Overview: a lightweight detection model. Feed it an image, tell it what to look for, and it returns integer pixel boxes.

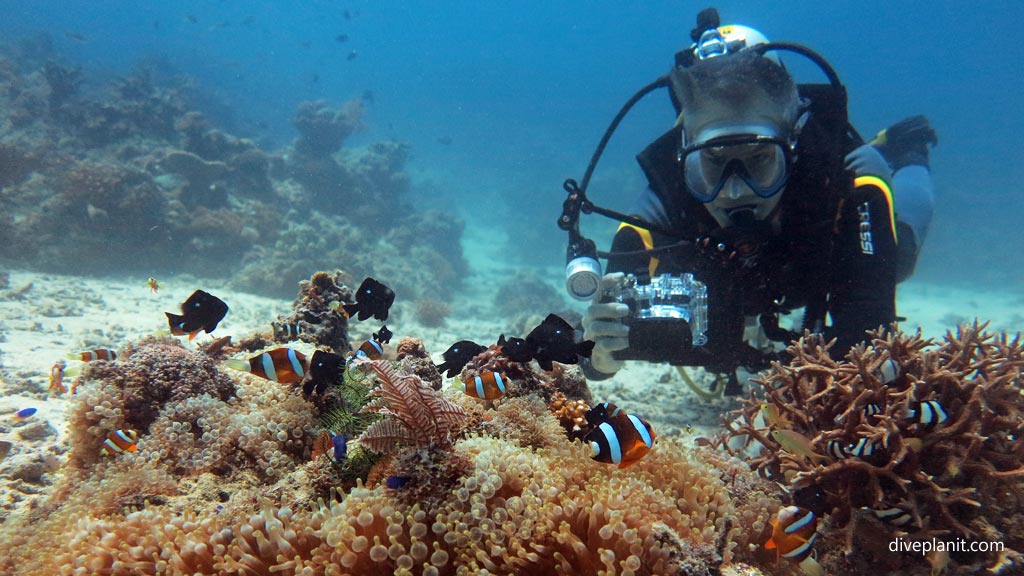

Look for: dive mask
[681,133,793,203]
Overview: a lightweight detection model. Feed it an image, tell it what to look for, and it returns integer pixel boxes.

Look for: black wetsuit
[600,124,897,375]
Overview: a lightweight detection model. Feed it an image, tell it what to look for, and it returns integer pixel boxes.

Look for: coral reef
[0,41,464,301]
[723,323,1024,574]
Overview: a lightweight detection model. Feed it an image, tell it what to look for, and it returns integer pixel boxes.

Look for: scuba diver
[560,8,937,393]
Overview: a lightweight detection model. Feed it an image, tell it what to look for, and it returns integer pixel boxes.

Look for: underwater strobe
[560,179,603,301]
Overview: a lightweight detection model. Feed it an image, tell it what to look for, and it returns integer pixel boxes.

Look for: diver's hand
[582,273,630,375]
[871,115,937,169]
[844,144,892,181]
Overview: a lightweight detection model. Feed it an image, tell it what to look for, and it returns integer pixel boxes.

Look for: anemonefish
[68,349,117,362]
[454,371,509,400]
[585,412,656,469]
[101,429,139,456]
[350,339,384,361]
[764,506,826,575]
[146,277,160,293]
[225,348,308,384]
[273,322,303,342]
[906,400,948,429]
[49,361,68,395]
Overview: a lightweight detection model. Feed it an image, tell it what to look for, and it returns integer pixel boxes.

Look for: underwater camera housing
[606,274,709,364]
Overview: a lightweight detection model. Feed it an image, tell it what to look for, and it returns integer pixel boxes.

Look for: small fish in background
[312,430,348,462]
[497,335,532,363]
[339,278,394,321]
[186,14,199,24]
[526,314,594,370]
[225,348,308,385]
[146,277,160,293]
[770,429,830,465]
[14,408,37,421]
[906,400,948,430]
[454,371,509,400]
[101,429,139,456]
[49,361,68,395]
[385,475,410,489]
[68,349,117,362]
[436,135,453,146]
[372,325,393,345]
[306,350,345,395]
[763,506,825,576]
[273,321,303,342]
[435,340,485,378]
[759,403,792,428]
[0,440,11,463]
[335,33,349,43]
[64,31,88,42]
[346,50,359,61]
[166,290,229,340]
[584,404,656,469]
[499,314,595,371]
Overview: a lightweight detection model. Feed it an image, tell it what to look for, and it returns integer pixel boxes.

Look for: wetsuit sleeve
[829,176,898,352]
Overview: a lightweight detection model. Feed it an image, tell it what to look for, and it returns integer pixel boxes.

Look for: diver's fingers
[583,302,630,326]
[585,319,630,341]
[594,336,630,353]
[598,272,626,291]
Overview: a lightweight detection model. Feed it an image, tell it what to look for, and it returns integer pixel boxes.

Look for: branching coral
[723,322,1024,572]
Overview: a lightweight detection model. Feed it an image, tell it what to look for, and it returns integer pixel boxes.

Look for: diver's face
[706,175,783,227]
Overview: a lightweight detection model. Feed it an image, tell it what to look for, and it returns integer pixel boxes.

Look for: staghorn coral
[723,322,1024,574]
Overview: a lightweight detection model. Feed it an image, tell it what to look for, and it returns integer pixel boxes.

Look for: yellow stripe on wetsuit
[853,175,897,241]
[616,223,658,277]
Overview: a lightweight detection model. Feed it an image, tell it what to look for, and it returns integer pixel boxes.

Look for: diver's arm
[890,165,934,282]
[829,177,898,353]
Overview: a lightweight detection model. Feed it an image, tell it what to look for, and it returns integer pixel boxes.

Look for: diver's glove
[844,143,892,181]
[871,115,938,170]
[582,273,631,376]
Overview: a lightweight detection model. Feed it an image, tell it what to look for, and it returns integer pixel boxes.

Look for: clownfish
[68,349,117,362]
[349,339,384,361]
[225,348,308,384]
[584,409,656,469]
[454,371,509,400]
[101,429,139,456]
[764,506,825,576]
[272,321,303,342]
[146,277,159,293]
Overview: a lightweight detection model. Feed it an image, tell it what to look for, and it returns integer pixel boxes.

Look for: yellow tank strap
[853,175,897,241]
[616,222,659,277]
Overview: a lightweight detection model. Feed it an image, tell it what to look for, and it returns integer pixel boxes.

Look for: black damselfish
[166,290,228,340]
[499,314,595,371]
[306,350,346,395]
[435,340,486,378]
[343,278,395,321]
[373,324,393,344]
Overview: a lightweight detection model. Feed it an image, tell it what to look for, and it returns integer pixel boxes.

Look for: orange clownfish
[226,348,308,385]
[101,429,140,456]
[455,371,509,400]
[765,505,826,575]
[585,410,656,469]
[69,349,118,362]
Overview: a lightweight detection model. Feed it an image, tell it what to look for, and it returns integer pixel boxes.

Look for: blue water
[2,0,1022,288]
